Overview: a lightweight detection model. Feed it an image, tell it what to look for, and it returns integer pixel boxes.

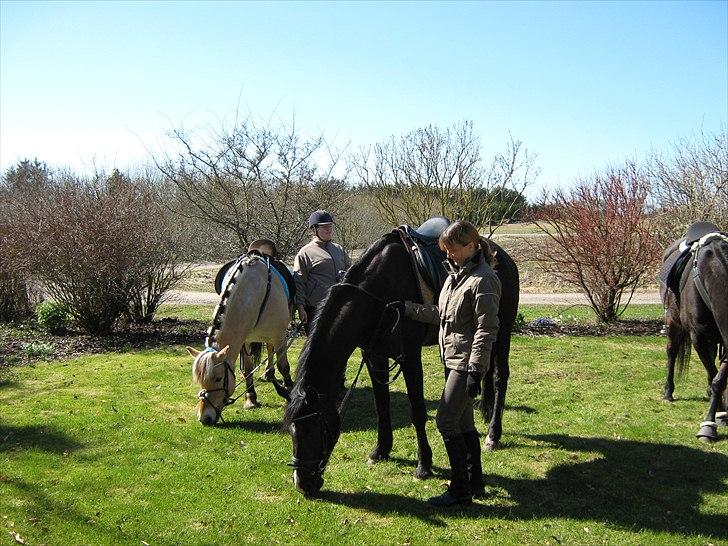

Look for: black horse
[659,221,728,441]
[282,228,519,496]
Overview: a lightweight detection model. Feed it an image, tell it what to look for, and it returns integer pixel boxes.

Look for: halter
[288,393,338,478]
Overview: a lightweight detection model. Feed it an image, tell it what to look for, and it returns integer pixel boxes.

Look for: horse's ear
[217,345,230,360]
[187,347,200,358]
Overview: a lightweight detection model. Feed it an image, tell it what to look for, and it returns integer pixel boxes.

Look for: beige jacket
[293,239,352,308]
[405,252,501,374]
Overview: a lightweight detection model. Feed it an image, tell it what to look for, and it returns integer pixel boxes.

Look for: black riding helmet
[308,210,334,228]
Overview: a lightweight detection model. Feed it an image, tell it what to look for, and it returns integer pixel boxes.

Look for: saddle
[396,216,451,301]
[214,253,297,304]
[662,221,722,304]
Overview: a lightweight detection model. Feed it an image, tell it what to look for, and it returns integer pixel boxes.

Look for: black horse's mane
[282,232,400,427]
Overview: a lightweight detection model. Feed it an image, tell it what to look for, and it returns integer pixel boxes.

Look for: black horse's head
[284,386,341,497]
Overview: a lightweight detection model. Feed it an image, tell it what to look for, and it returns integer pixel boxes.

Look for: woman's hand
[466,371,481,398]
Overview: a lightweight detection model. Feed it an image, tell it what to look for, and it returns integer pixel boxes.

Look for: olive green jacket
[405,253,501,374]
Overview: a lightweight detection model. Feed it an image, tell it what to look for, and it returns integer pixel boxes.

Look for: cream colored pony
[187,253,293,425]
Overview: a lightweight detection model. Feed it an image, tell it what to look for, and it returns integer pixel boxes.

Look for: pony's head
[187,345,235,425]
[283,385,341,497]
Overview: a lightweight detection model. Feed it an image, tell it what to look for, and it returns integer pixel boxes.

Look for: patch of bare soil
[516,318,664,337]
[1,317,664,369]
[0,318,207,369]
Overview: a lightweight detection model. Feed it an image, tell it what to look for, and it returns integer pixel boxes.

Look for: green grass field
[2,327,726,545]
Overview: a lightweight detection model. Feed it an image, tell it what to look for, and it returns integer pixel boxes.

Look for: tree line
[1,118,725,332]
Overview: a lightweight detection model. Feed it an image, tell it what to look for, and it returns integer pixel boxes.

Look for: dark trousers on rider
[430,368,485,506]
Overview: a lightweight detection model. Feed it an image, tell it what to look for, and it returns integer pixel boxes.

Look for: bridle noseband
[288,394,337,478]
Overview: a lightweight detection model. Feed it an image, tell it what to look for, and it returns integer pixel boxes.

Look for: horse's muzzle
[293,469,323,497]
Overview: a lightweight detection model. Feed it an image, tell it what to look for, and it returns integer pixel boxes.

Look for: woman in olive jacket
[397,220,501,507]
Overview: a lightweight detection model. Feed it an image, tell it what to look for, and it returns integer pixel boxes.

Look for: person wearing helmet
[293,210,352,334]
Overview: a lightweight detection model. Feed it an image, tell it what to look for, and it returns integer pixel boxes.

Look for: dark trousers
[436,368,476,437]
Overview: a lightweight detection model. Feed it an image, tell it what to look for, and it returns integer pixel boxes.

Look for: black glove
[386,300,406,315]
[466,370,481,399]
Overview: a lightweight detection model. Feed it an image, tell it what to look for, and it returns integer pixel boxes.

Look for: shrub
[36,301,70,333]
[22,341,55,359]
[533,162,662,322]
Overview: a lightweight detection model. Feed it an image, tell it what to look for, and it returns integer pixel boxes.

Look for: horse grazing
[282,226,519,496]
[187,252,293,425]
[659,221,728,441]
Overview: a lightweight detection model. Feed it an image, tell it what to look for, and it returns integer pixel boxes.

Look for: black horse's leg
[401,353,433,479]
[691,333,718,398]
[366,354,393,464]
[663,325,681,401]
[484,350,510,451]
[697,359,728,442]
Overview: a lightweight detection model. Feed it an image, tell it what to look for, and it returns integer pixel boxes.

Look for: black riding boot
[427,434,472,507]
[463,430,486,499]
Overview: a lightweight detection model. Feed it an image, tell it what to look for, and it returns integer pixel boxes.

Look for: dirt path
[167,290,662,305]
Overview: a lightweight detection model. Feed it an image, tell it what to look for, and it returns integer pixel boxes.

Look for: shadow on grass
[505,404,537,414]
[0,378,18,390]
[0,424,83,454]
[339,386,439,433]
[217,419,282,434]
[6,476,128,542]
[319,490,488,527]
[320,434,728,540]
[485,434,728,540]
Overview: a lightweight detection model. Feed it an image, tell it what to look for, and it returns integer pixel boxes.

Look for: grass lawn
[2,327,726,545]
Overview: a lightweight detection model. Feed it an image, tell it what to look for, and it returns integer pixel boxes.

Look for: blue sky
[1,1,726,196]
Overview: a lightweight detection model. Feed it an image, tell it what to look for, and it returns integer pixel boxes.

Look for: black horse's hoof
[414,464,433,480]
[663,395,674,402]
[697,421,718,442]
[367,453,390,466]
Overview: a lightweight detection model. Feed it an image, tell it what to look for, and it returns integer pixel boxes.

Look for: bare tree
[0,159,51,321]
[156,116,351,260]
[532,162,662,322]
[355,121,537,233]
[646,128,728,243]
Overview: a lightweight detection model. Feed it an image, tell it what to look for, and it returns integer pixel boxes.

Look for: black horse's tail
[674,329,692,377]
[480,365,495,423]
[249,342,263,366]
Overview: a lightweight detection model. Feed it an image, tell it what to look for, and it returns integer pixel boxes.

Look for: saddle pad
[213,256,295,304]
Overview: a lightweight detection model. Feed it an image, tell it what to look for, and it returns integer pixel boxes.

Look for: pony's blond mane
[205,254,265,348]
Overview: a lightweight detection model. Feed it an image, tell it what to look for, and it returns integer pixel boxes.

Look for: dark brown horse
[659,222,728,442]
[281,229,519,496]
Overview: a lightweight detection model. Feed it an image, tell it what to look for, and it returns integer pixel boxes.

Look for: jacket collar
[443,249,483,276]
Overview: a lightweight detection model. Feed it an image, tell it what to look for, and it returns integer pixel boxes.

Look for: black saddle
[397,216,451,295]
[213,253,296,303]
[662,221,722,303]
[685,221,720,245]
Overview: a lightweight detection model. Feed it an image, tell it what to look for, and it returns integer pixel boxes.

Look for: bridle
[197,349,237,424]
[288,392,338,479]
